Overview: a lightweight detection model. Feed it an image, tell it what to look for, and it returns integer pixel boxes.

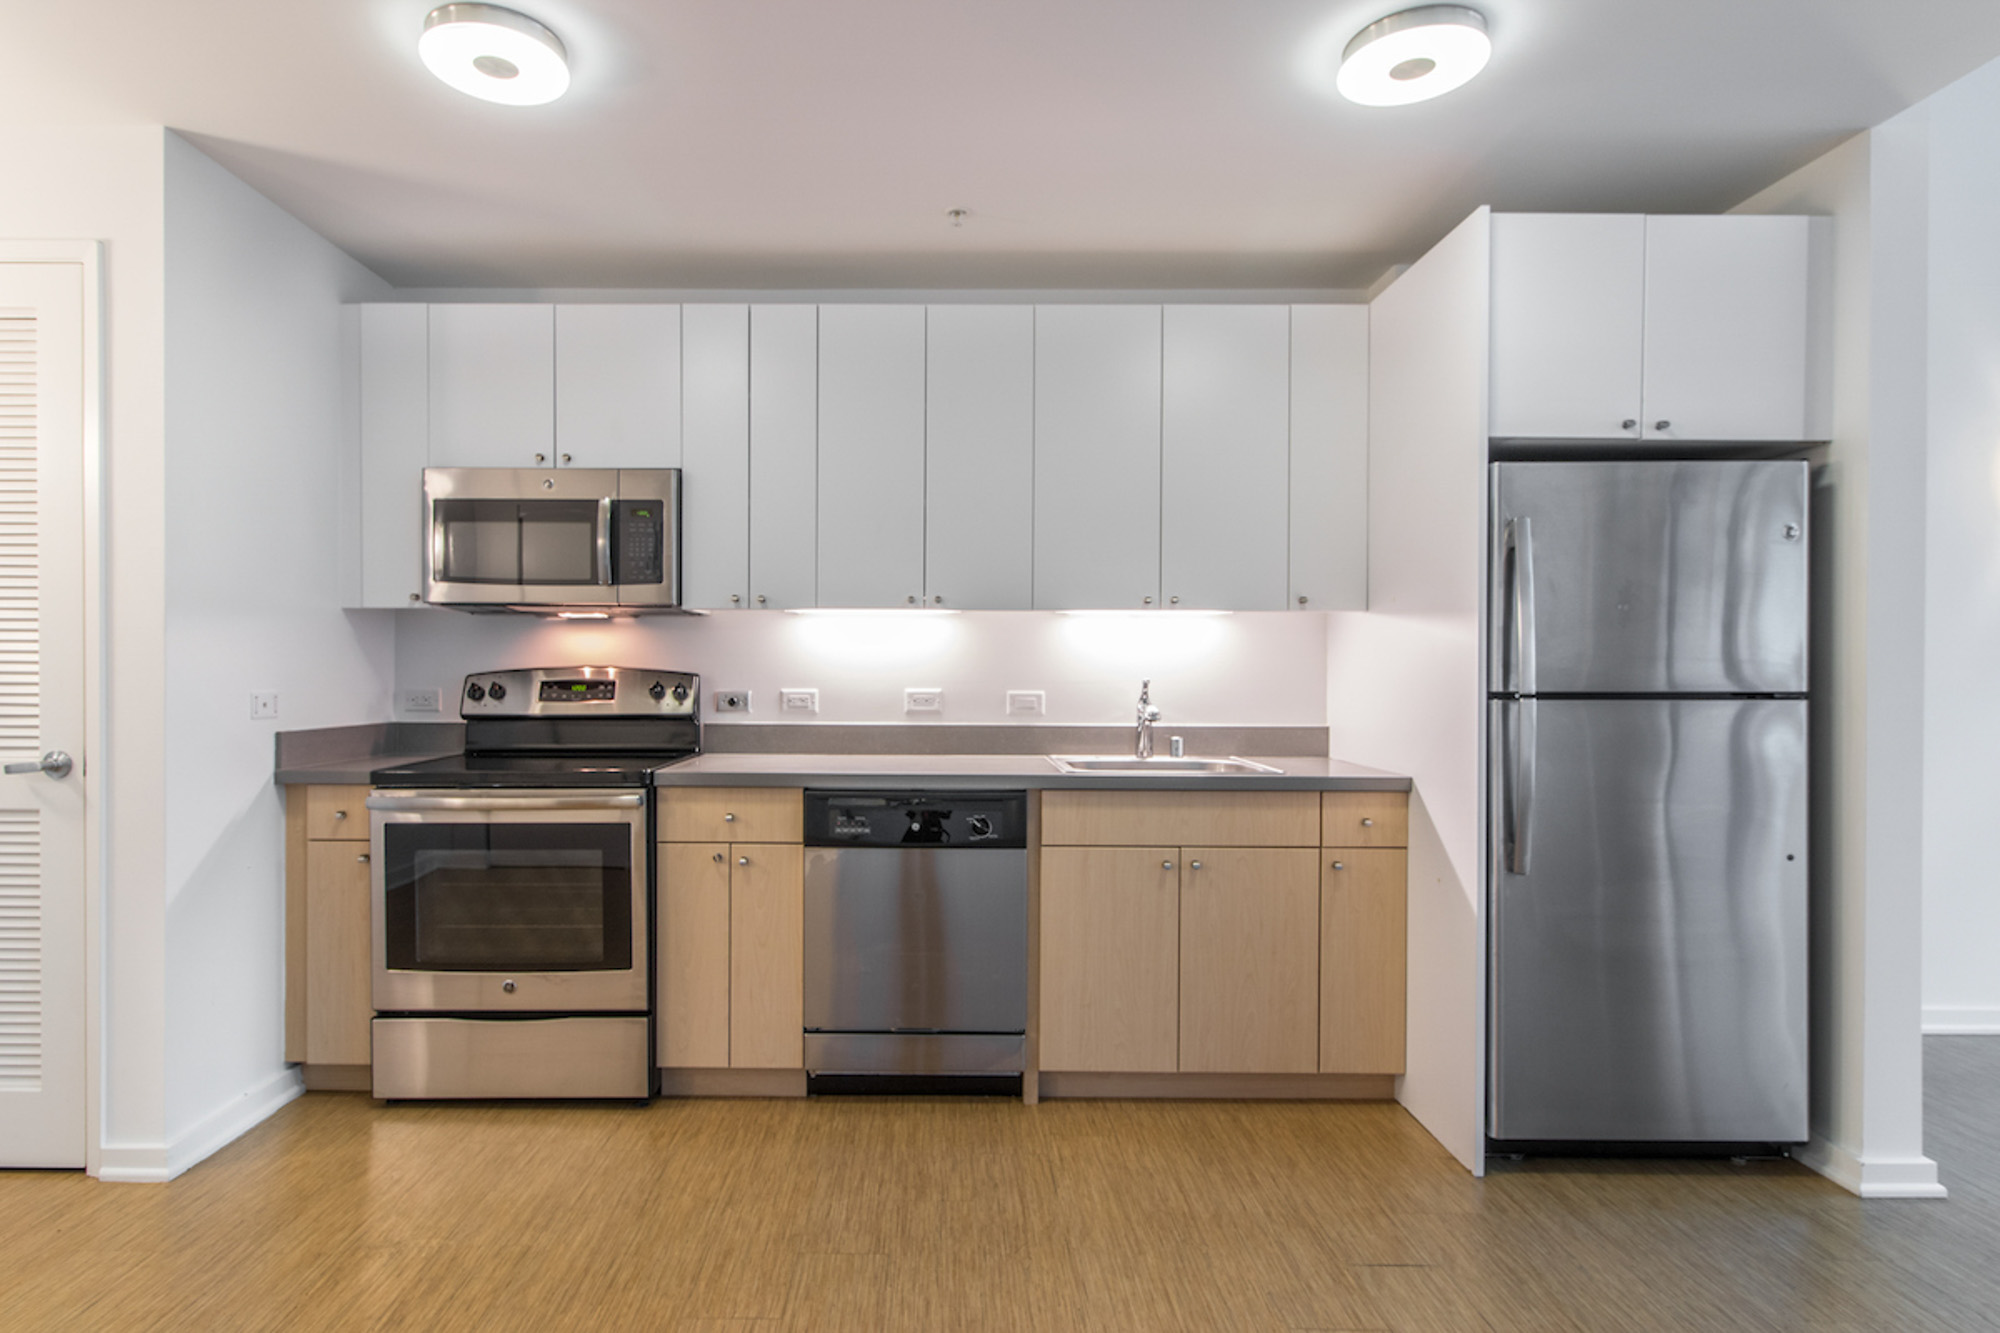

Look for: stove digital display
[539,680,616,702]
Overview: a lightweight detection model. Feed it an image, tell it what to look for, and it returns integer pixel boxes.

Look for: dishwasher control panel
[805,790,1028,849]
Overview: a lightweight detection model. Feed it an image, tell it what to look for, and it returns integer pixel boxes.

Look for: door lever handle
[5,751,72,779]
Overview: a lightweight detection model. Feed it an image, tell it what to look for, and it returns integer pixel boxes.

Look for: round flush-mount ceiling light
[419,3,570,106]
[1337,5,1490,107]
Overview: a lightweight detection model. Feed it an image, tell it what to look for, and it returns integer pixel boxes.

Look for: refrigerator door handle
[1512,516,1537,697]
[1507,698,1536,875]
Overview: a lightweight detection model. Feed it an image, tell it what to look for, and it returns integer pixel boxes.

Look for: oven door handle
[367,791,646,812]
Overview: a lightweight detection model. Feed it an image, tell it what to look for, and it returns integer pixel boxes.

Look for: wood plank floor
[2,1040,1995,1331]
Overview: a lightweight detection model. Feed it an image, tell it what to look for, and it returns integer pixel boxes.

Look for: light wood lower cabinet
[1178,847,1320,1074]
[657,787,805,1072]
[1039,847,1180,1073]
[1038,788,1409,1082]
[285,785,375,1079]
[1320,848,1408,1075]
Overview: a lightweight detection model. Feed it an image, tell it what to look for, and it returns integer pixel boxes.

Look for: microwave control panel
[614,501,664,585]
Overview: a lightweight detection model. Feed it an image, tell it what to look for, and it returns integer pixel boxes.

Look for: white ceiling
[5,0,1998,290]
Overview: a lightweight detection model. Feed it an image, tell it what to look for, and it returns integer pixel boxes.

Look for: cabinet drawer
[660,787,802,844]
[305,785,373,841]
[1040,790,1318,848]
[1322,791,1408,848]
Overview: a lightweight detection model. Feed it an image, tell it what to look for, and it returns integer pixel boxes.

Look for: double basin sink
[1046,755,1283,776]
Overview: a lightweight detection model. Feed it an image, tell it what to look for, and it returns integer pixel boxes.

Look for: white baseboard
[1923,1006,2000,1035]
[165,1066,305,1179]
[1796,1134,1948,1198]
[94,1143,171,1183]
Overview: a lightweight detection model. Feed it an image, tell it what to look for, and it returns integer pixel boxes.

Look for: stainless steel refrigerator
[1487,460,1810,1147]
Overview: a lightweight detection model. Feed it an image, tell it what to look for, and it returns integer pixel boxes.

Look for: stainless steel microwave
[424,467,682,612]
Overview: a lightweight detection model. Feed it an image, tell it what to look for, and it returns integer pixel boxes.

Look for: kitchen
[3,2,2000,1327]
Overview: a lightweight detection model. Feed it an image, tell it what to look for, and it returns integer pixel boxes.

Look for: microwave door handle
[597,497,614,586]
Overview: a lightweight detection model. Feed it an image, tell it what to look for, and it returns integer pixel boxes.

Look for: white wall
[0,126,169,1179]
[394,610,1329,729]
[1918,59,2000,1035]
[1327,207,1490,1174]
[1735,125,1943,1196]
[161,134,394,1172]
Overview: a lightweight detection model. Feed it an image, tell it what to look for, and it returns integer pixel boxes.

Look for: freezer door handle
[1503,516,1538,696]
[1503,698,1536,875]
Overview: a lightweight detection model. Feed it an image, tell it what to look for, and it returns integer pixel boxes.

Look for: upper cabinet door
[357,304,430,609]
[428,304,555,467]
[926,306,1034,610]
[681,304,750,610]
[1034,306,1163,610]
[555,305,681,468]
[1488,214,1646,441]
[1289,305,1368,611]
[1641,215,1811,442]
[817,305,926,608]
[1161,306,1290,610]
[749,305,818,610]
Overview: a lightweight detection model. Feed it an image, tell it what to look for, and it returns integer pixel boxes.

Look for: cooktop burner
[372,666,700,789]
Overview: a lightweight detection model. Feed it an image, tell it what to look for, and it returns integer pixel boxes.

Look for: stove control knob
[488,682,507,702]
[466,683,486,702]
[649,681,667,702]
[671,683,690,703]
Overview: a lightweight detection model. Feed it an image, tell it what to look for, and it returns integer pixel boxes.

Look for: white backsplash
[393,610,1329,727]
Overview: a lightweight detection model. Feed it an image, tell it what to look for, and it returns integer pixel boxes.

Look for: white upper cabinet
[1641,215,1811,443]
[1289,304,1369,611]
[1034,306,1163,610]
[427,304,555,466]
[357,304,430,609]
[817,305,926,608]
[681,304,750,610]
[1489,213,1816,444]
[554,304,682,468]
[1161,306,1291,611]
[1489,214,1646,442]
[926,306,1034,610]
[748,305,818,609]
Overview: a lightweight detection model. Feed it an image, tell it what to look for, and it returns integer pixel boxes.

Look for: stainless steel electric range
[367,665,699,1100]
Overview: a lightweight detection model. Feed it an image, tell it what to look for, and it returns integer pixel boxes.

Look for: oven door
[369,789,649,1014]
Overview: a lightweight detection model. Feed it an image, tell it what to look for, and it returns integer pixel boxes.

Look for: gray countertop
[648,752,1410,791]
[276,751,462,786]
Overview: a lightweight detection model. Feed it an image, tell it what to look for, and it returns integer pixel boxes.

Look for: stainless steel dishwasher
[803,790,1028,1082]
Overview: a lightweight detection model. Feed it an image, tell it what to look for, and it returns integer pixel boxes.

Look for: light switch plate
[780,688,819,713]
[714,689,750,713]
[904,688,943,713]
[400,687,442,714]
[250,692,278,720]
[1006,690,1046,716]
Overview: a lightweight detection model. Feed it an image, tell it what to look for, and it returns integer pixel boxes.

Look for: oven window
[382,822,633,972]
[435,499,601,586]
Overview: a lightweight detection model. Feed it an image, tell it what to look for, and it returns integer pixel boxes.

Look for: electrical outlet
[780,688,819,714]
[1006,690,1046,717]
[400,687,442,714]
[904,688,943,713]
[250,692,278,720]
[714,689,751,713]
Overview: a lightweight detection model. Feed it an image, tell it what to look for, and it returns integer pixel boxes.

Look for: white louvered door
[0,263,86,1169]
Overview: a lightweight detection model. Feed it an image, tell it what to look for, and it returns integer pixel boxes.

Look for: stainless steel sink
[1046,755,1283,776]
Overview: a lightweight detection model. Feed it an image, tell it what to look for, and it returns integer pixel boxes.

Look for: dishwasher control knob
[467,683,486,702]
[489,682,507,701]
[966,815,992,839]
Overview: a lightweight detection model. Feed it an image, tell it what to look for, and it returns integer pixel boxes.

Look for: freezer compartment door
[1489,698,1807,1143]
[1490,460,1808,695]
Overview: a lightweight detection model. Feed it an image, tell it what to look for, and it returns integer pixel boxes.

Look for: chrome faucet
[1135,679,1161,759]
